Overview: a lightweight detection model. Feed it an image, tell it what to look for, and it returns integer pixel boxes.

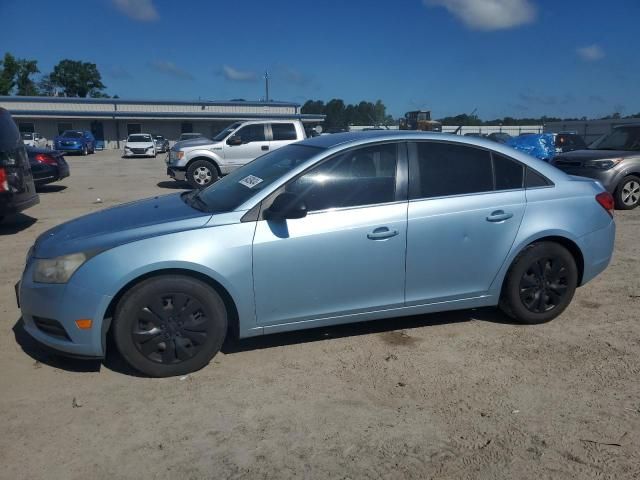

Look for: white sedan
[123,134,157,158]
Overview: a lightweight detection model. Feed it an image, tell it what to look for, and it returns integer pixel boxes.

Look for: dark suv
[551,125,640,209]
[0,108,39,222]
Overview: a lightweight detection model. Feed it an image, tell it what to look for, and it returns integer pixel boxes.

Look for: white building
[0,96,324,149]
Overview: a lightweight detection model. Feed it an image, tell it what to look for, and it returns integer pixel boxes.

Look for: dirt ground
[0,150,639,480]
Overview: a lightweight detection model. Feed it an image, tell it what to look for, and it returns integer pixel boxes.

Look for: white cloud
[424,0,537,31]
[149,61,193,80]
[577,44,604,61]
[112,0,159,22]
[222,65,258,82]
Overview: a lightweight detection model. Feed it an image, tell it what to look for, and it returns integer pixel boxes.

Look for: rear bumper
[578,219,616,286]
[0,192,39,215]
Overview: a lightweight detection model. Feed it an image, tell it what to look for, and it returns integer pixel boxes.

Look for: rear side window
[493,153,524,190]
[525,168,551,188]
[271,123,297,141]
[409,142,493,199]
[286,143,398,211]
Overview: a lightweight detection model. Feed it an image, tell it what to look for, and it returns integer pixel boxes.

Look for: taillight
[596,191,615,217]
[34,153,57,166]
[0,168,8,192]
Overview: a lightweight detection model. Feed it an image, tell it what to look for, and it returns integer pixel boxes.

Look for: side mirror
[227,135,242,146]
[264,192,307,220]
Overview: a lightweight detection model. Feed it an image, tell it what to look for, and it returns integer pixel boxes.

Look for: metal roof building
[0,96,324,149]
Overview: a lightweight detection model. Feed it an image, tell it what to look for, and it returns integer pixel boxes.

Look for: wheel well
[525,236,585,285]
[186,157,221,175]
[103,268,240,341]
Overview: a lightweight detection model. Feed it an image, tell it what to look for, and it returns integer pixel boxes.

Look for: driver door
[252,142,408,327]
[223,123,269,170]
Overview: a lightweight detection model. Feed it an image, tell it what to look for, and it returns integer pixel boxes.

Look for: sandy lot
[0,150,639,479]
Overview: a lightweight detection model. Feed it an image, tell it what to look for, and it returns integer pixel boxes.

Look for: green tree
[0,53,19,95]
[49,59,106,97]
[15,59,39,96]
[37,74,57,96]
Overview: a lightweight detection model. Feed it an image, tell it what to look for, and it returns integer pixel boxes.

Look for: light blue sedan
[17,132,616,377]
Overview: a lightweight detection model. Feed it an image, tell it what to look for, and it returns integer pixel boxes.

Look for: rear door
[223,123,268,169]
[405,141,526,305]
[268,122,299,153]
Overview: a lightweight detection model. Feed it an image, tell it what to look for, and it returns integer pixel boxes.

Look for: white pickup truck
[166,119,306,188]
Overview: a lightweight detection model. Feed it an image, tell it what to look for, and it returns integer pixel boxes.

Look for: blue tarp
[506,133,555,161]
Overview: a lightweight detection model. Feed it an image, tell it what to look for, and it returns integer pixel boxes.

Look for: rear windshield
[62,131,83,138]
[128,135,152,142]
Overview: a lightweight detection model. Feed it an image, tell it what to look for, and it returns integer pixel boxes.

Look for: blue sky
[1,0,638,119]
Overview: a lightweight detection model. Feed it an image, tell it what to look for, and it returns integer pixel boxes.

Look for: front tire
[82,145,88,156]
[112,275,228,377]
[187,160,219,189]
[499,242,578,324]
[615,175,640,210]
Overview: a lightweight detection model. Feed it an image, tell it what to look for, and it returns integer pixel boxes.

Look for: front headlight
[584,158,623,170]
[33,252,88,284]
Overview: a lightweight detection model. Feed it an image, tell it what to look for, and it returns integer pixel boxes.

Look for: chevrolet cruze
[17,132,616,377]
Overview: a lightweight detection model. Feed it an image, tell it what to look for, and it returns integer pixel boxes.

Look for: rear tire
[615,175,640,210]
[112,275,227,377]
[187,160,219,189]
[499,242,578,324]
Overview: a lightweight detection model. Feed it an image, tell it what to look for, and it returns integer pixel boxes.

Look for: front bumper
[55,144,83,152]
[17,263,112,358]
[167,166,186,181]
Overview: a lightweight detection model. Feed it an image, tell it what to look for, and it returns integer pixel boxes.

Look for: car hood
[126,142,155,148]
[33,193,212,258]
[553,149,638,161]
[174,137,216,150]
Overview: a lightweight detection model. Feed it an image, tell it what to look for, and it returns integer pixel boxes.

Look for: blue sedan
[17,132,615,376]
[53,130,95,155]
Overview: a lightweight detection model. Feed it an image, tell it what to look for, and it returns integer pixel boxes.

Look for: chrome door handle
[367,227,399,240]
[486,210,514,222]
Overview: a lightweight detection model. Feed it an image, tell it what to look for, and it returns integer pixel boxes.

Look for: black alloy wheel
[518,256,569,313]
[113,275,227,377]
[132,292,210,364]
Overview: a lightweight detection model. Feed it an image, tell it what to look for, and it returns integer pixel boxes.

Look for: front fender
[68,221,257,337]
[185,150,224,169]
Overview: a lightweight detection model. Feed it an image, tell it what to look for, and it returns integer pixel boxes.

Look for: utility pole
[264,70,270,102]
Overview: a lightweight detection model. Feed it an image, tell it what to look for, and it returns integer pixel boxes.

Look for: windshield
[189,144,322,213]
[62,131,83,138]
[212,122,242,142]
[590,127,640,151]
[154,135,164,140]
[21,133,33,140]
[128,134,152,142]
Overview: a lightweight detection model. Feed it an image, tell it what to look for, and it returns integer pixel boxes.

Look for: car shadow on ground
[36,184,67,193]
[221,307,518,355]
[157,180,189,190]
[12,308,520,377]
[0,213,37,235]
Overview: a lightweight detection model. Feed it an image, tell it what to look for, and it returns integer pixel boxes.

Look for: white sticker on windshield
[238,175,264,188]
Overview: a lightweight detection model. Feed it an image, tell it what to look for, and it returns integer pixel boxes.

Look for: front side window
[271,123,297,141]
[285,143,398,212]
[409,142,493,199]
[235,124,266,143]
